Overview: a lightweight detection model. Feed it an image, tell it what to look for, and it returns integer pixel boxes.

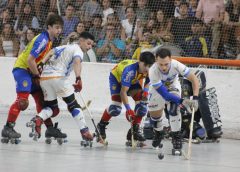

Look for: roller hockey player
[27,32,95,146]
[96,52,155,146]
[148,48,199,155]
[1,14,63,144]
[180,70,223,141]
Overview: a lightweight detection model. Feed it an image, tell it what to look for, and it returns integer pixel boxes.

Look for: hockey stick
[78,93,108,146]
[183,107,195,160]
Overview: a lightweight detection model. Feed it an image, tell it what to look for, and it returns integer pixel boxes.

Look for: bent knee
[108,104,122,117]
[18,98,29,111]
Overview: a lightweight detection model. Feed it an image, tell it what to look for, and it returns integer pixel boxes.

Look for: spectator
[196,0,225,58]
[96,24,126,63]
[81,0,102,22]
[89,14,104,42]
[18,27,41,55]
[188,0,198,17]
[116,0,133,21]
[0,23,19,57]
[170,2,194,45]
[135,0,150,23]
[101,0,114,26]
[62,3,79,38]
[102,13,122,38]
[14,2,40,39]
[0,8,14,31]
[182,18,209,57]
[174,0,181,17]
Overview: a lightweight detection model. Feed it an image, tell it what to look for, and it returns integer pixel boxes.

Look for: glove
[191,96,199,112]
[32,74,40,86]
[142,88,149,101]
[181,97,199,113]
[73,76,82,92]
[125,109,136,122]
[37,62,44,74]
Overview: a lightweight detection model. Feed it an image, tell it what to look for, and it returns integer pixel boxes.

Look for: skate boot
[96,121,109,142]
[1,122,21,144]
[126,124,146,147]
[45,123,67,145]
[204,127,222,143]
[80,127,94,147]
[152,130,165,148]
[171,131,182,156]
[26,116,43,141]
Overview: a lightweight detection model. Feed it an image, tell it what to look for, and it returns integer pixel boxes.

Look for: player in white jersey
[29,32,95,143]
[148,48,199,155]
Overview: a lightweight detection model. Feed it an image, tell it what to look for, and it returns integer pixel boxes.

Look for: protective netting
[0,0,239,63]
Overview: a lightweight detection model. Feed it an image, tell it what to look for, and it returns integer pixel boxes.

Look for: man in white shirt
[30,32,95,144]
[148,48,199,155]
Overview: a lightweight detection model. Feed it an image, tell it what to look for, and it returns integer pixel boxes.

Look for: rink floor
[0,108,240,172]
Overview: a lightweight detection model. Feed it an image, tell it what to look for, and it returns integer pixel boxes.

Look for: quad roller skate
[45,123,67,145]
[1,122,21,144]
[80,128,94,147]
[125,124,146,148]
[26,116,43,141]
[152,130,165,160]
[171,131,182,156]
[95,121,109,146]
[202,127,222,143]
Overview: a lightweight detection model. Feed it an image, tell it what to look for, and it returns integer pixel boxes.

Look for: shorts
[40,77,74,101]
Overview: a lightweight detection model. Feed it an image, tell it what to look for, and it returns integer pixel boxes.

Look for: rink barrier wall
[0,57,240,139]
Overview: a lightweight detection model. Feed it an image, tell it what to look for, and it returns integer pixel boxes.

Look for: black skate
[152,130,165,160]
[95,121,109,146]
[26,116,43,141]
[126,124,146,148]
[45,123,67,145]
[80,127,94,147]
[203,127,222,143]
[1,122,21,144]
[172,131,182,156]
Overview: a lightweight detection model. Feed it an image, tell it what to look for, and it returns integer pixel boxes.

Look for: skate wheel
[159,143,163,148]
[90,142,93,148]
[125,141,131,147]
[10,139,16,144]
[1,138,9,144]
[57,139,63,145]
[29,132,34,138]
[45,138,52,144]
[158,153,164,160]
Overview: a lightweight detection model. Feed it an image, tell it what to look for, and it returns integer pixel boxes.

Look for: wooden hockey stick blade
[81,100,92,110]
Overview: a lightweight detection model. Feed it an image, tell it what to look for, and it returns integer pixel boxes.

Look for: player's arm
[72,57,82,92]
[186,72,199,98]
[28,55,40,75]
[120,85,130,107]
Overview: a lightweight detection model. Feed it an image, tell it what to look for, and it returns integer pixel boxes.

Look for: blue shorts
[12,68,41,93]
[109,73,142,95]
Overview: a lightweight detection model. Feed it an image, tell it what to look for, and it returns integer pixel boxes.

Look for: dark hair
[79,31,95,41]
[156,48,171,59]
[139,51,155,65]
[45,13,64,27]
[179,2,189,8]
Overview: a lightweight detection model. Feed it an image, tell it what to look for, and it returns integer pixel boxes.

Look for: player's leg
[62,94,93,141]
[2,69,31,140]
[148,87,166,148]
[97,73,122,140]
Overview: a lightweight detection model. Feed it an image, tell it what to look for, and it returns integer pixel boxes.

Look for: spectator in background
[152,9,173,43]
[18,27,41,55]
[182,18,209,57]
[62,21,86,45]
[135,0,150,24]
[0,23,19,57]
[81,0,102,22]
[196,0,225,58]
[116,0,133,21]
[101,0,114,26]
[0,8,14,31]
[34,0,57,21]
[14,2,40,40]
[174,0,181,17]
[170,2,194,46]
[62,3,79,38]
[96,24,126,63]
[89,14,104,42]
[188,0,198,17]
[102,13,122,38]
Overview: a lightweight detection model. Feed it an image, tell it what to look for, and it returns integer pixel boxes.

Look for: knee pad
[108,104,122,117]
[134,102,148,117]
[44,100,60,118]
[18,98,29,111]
[62,94,81,112]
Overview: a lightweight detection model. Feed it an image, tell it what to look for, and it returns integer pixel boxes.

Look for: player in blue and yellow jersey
[96,51,155,143]
[1,14,64,143]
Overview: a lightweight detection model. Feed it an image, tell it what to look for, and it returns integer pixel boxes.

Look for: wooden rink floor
[0,108,240,172]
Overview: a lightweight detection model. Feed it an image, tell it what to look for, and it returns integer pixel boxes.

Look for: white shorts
[40,77,74,101]
[148,83,181,111]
